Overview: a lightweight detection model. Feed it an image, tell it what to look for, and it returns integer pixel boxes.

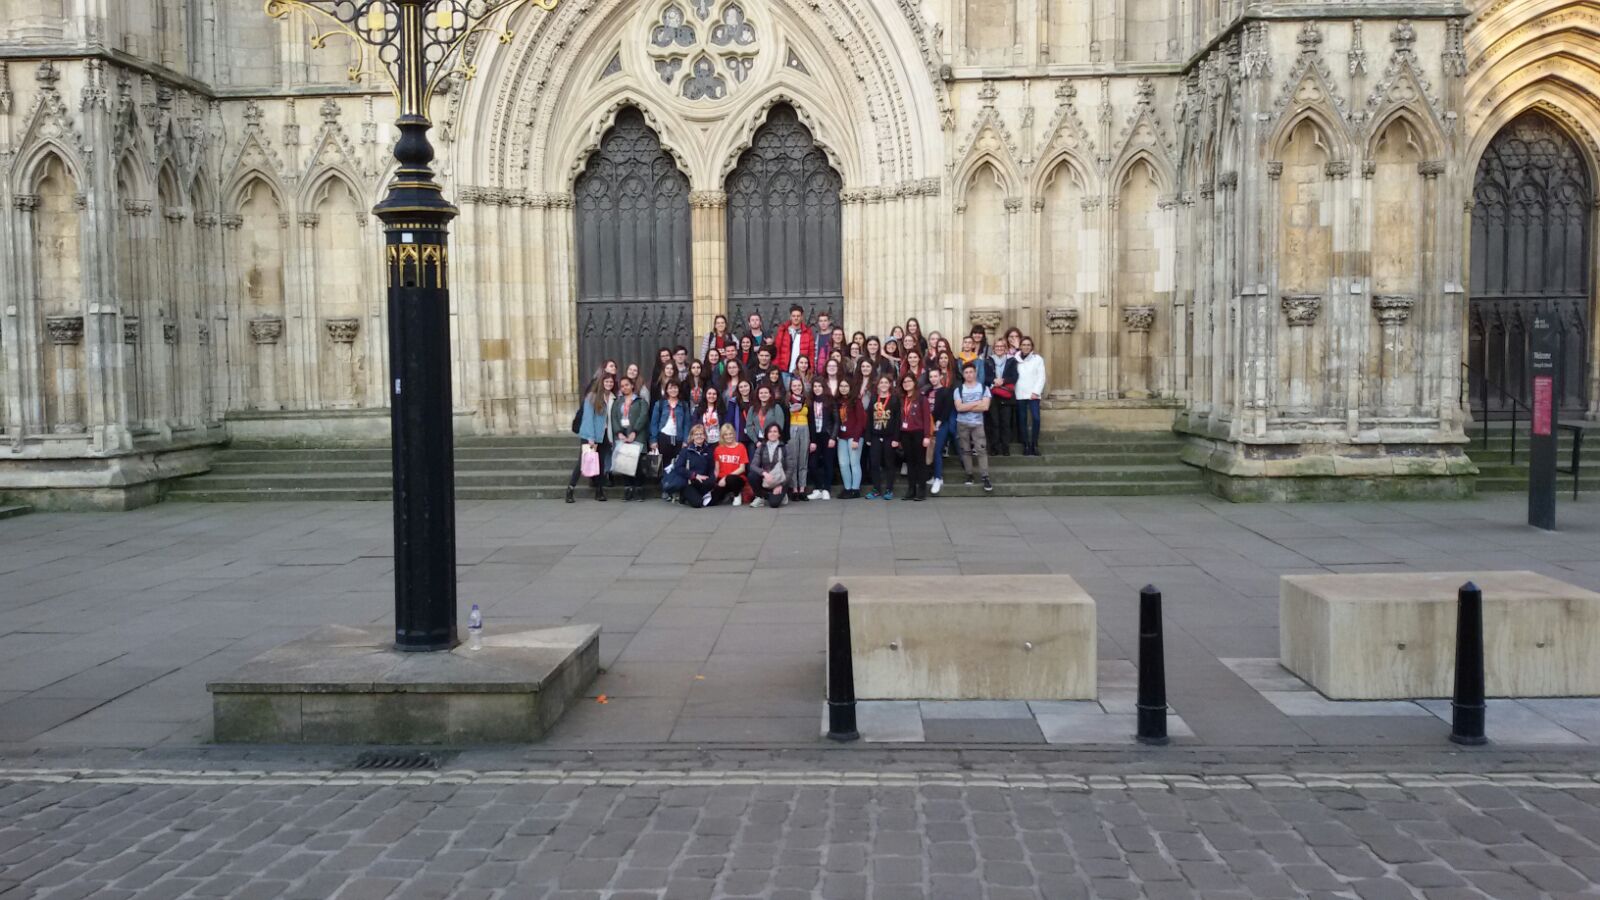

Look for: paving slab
[0,495,1596,749]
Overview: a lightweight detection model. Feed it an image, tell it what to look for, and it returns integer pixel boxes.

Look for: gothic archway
[724,104,843,329]
[574,107,693,381]
[1469,112,1592,416]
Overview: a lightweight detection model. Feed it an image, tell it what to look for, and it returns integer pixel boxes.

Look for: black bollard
[826,583,860,742]
[1450,581,1488,746]
[1136,584,1169,746]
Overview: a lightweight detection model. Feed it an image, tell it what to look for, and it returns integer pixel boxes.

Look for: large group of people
[567,307,1048,507]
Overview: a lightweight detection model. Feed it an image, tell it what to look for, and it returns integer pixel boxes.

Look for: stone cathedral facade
[0,0,1595,507]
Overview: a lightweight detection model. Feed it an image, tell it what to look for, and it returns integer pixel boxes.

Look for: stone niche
[843,575,1096,700]
[1280,572,1600,700]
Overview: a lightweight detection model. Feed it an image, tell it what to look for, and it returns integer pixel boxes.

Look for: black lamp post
[266,0,558,651]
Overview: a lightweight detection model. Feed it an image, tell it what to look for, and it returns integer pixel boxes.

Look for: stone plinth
[1281,572,1600,700]
[844,576,1096,700]
[209,624,599,744]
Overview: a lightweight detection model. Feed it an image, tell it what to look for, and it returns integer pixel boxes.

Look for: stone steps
[206,450,1185,475]
[1464,427,1599,493]
[168,429,1206,501]
[0,504,32,520]
[168,481,1204,503]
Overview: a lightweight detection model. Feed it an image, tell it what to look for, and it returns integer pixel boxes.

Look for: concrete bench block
[1281,572,1600,700]
[210,623,599,743]
[843,575,1096,700]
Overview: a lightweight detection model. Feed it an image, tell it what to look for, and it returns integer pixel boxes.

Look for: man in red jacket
[774,304,815,374]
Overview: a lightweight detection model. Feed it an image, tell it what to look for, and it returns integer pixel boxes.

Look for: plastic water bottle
[468,604,483,651]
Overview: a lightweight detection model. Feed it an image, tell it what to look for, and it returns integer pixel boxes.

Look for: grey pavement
[1,494,1598,750]
[3,754,1600,899]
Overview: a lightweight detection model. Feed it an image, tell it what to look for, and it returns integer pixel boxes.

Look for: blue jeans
[931,419,958,480]
[837,438,863,490]
[1017,399,1041,451]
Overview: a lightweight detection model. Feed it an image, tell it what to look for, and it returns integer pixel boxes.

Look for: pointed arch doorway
[1469,112,1593,417]
[574,107,693,383]
[725,104,844,329]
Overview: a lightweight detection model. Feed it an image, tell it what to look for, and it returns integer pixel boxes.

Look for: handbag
[639,450,663,481]
[991,384,1015,400]
[580,445,600,478]
[610,441,642,477]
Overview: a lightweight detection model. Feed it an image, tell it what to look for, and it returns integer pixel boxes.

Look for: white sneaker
[822,490,831,500]
[733,496,743,507]
[750,497,765,508]
[702,493,713,507]
[930,478,942,495]
[807,489,821,500]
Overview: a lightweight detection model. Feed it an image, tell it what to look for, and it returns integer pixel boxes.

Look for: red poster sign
[1532,375,1554,436]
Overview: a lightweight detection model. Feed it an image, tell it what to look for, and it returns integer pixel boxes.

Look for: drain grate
[347,750,448,771]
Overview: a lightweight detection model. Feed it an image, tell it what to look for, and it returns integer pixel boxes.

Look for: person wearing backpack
[953,361,995,493]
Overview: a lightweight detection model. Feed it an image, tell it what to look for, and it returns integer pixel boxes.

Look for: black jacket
[807,397,838,446]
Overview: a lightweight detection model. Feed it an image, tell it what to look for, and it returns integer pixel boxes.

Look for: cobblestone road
[4,758,1600,899]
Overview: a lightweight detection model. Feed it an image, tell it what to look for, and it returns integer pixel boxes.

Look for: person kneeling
[666,423,716,507]
[706,423,749,507]
[749,422,790,508]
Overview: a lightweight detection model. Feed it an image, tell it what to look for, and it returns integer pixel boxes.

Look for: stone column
[689,190,727,343]
[1122,305,1156,398]
[122,316,141,423]
[324,317,361,408]
[1044,307,1079,397]
[249,317,283,410]
[162,322,180,428]
[197,322,215,424]
[46,315,85,433]
[1280,294,1320,414]
[1372,294,1415,416]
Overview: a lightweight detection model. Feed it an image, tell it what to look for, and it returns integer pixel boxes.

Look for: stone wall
[0,0,1595,505]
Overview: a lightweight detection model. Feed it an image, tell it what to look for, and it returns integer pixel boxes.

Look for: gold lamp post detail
[265,0,560,652]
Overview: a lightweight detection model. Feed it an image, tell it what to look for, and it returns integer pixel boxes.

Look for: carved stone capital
[1324,160,1351,179]
[163,322,179,344]
[298,213,320,228]
[1218,172,1239,191]
[1045,307,1080,334]
[249,317,284,345]
[122,199,153,217]
[1122,305,1157,333]
[324,317,360,344]
[46,315,84,346]
[13,194,40,212]
[688,190,727,209]
[197,323,211,345]
[193,212,219,228]
[162,206,187,223]
[1266,161,1284,180]
[1281,294,1321,327]
[122,316,140,344]
[968,308,1004,332]
[1371,294,1415,326]
[220,214,244,230]
[1417,159,1446,179]
[1002,197,1023,213]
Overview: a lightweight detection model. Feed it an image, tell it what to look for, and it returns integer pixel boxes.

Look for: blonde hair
[689,423,707,443]
[718,423,738,444]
